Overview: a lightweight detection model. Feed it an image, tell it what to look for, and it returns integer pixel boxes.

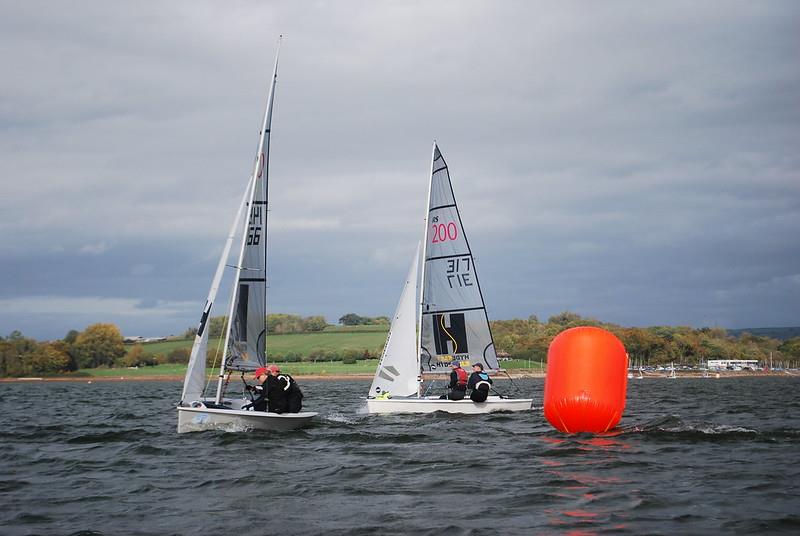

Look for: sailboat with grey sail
[366,143,533,414]
[177,38,316,432]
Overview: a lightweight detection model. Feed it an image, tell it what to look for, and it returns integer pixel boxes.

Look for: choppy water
[1,376,799,535]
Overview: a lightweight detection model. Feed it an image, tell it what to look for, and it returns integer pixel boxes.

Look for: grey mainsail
[220,45,279,375]
[419,143,500,373]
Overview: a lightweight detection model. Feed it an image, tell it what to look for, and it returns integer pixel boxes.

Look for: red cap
[267,364,281,373]
[254,367,268,378]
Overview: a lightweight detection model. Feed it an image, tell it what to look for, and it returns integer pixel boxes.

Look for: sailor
[440,360,468,400]
[274,365,304,413]
[244,366,272,412]
[468,362,492,402]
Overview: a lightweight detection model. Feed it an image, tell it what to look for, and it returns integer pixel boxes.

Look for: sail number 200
[431,222,458,243]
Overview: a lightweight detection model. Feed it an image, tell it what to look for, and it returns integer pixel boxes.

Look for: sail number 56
[431,222,458,243]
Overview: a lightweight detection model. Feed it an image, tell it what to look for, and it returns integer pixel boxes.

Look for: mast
[416,141,436,397]
[215,37,282,403]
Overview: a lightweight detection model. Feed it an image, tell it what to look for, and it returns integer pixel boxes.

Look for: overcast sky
[1,1,798,340]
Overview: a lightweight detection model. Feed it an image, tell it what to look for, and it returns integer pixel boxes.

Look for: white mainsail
[369,243,421,397]
[180,176,254,404]
[419,143,500,373]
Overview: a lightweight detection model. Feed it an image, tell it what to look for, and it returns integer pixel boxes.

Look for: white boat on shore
[177,38,316,432]
[365,143,533,414]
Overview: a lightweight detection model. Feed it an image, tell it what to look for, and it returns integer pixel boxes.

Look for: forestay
[369,243,421,397]
[419,144,499,373]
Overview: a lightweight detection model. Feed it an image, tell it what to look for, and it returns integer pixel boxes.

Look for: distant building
[123,336,167,344]
[497,351,512,361]
[707,359,761,371]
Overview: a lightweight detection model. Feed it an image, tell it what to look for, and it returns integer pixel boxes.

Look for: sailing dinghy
[177,39,316,433]
[366,143,533,414]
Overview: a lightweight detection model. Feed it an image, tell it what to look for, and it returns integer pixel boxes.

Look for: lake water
[1,376,799,535]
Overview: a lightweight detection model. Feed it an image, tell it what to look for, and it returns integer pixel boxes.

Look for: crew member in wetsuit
[244,366,271,412]
[468,362,492,402]
[274,366,304,413]
[439,360,468,400]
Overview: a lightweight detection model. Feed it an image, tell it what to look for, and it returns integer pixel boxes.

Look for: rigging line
[439,314,458,355]
[501,369,522,396]
[204,332,227,399]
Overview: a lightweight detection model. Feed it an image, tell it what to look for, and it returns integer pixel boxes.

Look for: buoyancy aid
[277,374,294,391]
[455,367,468,386]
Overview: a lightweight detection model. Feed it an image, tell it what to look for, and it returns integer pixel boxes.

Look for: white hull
[177,399,316,433]
[366,395,533,415]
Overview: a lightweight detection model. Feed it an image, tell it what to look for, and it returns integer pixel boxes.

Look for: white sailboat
[667,362,677,379]
[177,38,316,433]
[366,143,533,414]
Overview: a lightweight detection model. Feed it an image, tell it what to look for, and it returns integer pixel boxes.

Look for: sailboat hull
[177,404,316,433]
[365,395,534,415]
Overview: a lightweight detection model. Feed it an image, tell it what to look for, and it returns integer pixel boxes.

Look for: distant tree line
[182,314,329,339]
[3,311,800,377]
[338,313,390,326]
[0,315,384,376]
[491,312,800,367]
[1,324,128,376]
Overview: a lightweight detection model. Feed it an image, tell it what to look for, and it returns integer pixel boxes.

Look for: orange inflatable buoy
[543,326,628,433]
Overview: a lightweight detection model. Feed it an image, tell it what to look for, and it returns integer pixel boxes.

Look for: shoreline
[1,370,795,383]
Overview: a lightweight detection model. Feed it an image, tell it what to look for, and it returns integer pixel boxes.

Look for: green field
[134,326,389,357]
[111,327,544,378]
[78,358,543,378]
[79,361,378,377]
[321,324,389,333]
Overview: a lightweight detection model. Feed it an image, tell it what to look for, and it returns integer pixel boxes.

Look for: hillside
[727,327,800,341]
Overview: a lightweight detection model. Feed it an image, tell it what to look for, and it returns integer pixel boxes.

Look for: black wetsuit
[248,375,287,413]
[468,371,492,402]
[277,374,303,413]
